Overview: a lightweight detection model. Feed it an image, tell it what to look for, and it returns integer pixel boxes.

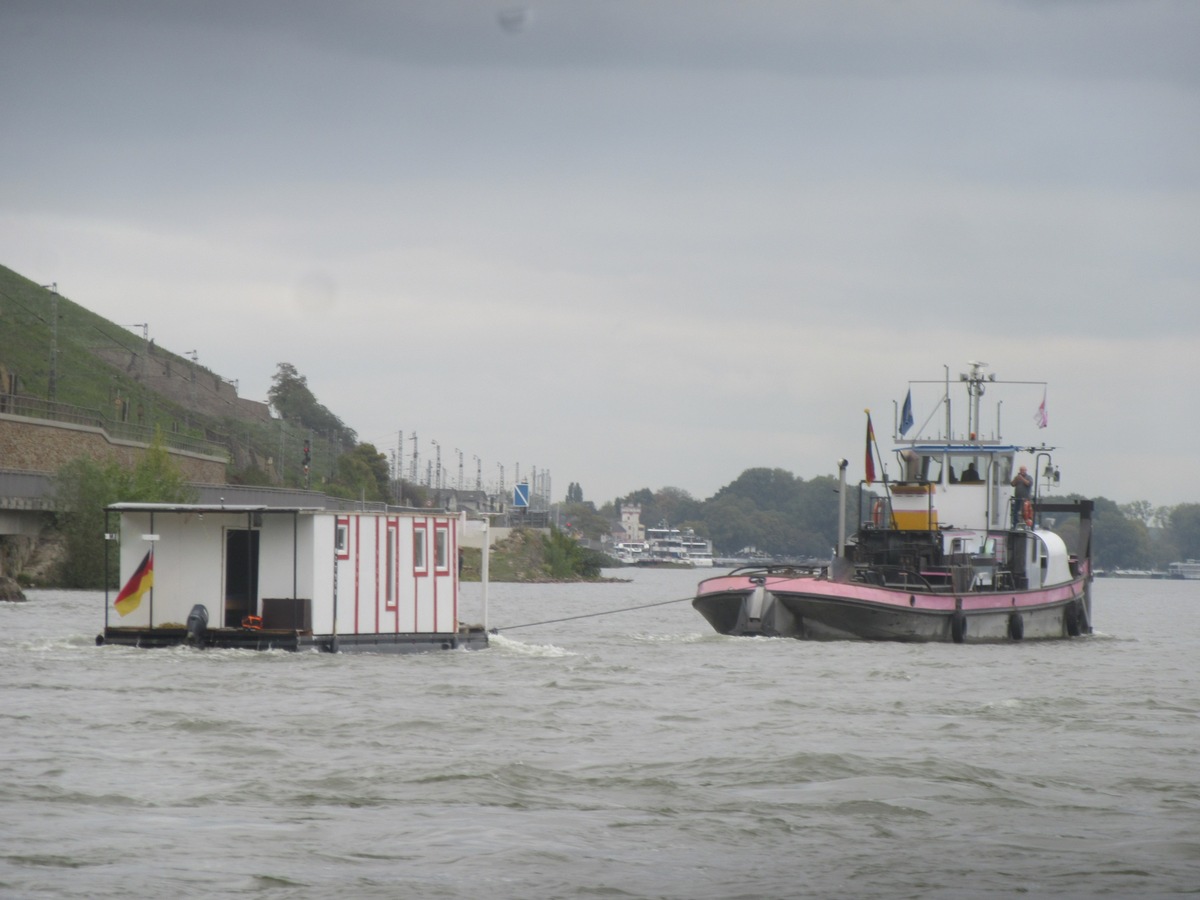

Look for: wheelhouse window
[951,455,987,483]
[901,452,949,483]
[994,456,1014,486]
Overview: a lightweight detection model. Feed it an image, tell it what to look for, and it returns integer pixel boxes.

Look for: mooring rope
[499,594,696,632]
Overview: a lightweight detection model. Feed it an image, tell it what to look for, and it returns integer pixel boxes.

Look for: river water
[1,570,1197,898]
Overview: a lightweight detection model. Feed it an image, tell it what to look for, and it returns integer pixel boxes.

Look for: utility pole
[397,429,404,501]
[41,283,57,402]
[303,430,312,489]
[186,350,197,411]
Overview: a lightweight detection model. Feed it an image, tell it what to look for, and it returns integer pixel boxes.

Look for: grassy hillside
[0,266,169,414]
[0,264,320,484]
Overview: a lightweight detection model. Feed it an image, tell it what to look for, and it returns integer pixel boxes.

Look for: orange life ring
[872,499,886,527]
[1022,500,1033,527]
[241,615,263,630]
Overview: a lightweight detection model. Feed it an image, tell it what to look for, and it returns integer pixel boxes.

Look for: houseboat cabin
[97,503,487,652]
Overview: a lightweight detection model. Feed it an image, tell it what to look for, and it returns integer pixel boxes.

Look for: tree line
[558,471,1200,570]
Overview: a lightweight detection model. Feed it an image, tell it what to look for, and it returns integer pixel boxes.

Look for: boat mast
[944,365,951,440]
[836,458,848,558]
[962,360,991,439]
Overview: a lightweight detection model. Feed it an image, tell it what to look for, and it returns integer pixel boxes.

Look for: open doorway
[224,528,260,627]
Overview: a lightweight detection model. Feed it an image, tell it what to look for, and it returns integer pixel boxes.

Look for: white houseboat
[97,503,488,652]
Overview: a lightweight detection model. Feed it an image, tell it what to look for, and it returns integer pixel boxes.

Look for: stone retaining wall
[0,415,226,483]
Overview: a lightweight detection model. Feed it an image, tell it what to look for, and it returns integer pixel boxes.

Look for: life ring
[1007,611,1024,641]
[1022,500,1034,527]
[872,499,886,527]
[951,611,967,644]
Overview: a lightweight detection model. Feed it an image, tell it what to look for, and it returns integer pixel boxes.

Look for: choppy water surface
[1,571,1197,898]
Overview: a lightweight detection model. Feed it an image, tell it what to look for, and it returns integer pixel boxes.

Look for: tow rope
[500,595,696,632]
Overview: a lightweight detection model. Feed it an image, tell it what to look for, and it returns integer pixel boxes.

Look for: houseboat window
[385,527,396,609]
[413,528,426,571]
[335,519,350,560]
[435,527,449,572]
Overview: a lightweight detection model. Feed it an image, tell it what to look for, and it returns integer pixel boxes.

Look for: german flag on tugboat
[864,410,877,485]
[114,550,153,617]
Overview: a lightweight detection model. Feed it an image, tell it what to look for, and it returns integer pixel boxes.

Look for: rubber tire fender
[1007,611,1024,642]
[1064,603,1081,638]
[951,611,967,644]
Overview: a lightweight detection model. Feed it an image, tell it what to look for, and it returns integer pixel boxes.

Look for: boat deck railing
[854,563,1020,593]
[726,562,829,579]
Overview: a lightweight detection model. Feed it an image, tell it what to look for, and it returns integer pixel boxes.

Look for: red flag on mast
[1035,388,1048,429]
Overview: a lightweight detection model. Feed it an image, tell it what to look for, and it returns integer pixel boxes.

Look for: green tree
[1168,504,1200,561]
[54,457,129,589]
[130,430,194,502]
[541,527,601,579]
[632,486,702,537]
[698,468,841,557]
[1120,500,1155,527]
[326,443,390,502]
[1090,496,1152,569]
[703,493,759,553]
[711,468,798,509]
[267,362,356,447]
[54,433,197,588]
[558,501,609,541]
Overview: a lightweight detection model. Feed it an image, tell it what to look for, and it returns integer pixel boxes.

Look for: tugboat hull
[693,572,1091,643]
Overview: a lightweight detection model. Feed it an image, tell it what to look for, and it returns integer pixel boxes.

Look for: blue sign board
[513,482,530,508]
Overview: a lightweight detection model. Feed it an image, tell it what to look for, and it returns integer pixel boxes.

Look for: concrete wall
[0,414,226,483]
[460,525,513,550]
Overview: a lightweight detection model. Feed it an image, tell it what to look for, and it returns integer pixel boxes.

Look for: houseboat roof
[106,502,325,515]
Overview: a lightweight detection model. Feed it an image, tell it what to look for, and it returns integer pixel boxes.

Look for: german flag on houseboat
[114,550,153,617]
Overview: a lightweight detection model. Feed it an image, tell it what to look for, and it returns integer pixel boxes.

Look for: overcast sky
[2,1,1197,509]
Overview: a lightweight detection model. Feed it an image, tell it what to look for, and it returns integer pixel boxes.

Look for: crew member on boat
[1011,465,1033,525]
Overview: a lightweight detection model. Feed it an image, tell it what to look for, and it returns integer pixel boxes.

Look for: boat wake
[488,632,574,658]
